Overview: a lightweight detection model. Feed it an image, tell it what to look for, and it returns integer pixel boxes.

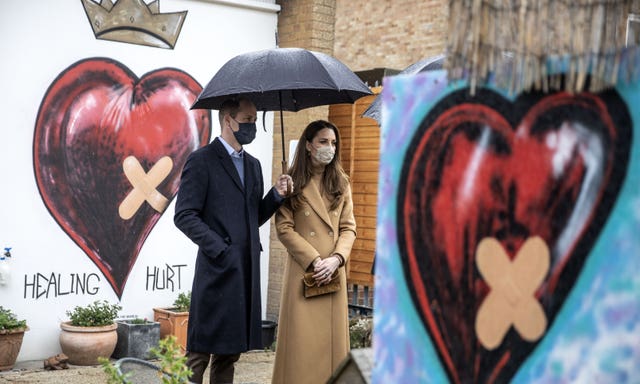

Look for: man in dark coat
[174,97,292,384]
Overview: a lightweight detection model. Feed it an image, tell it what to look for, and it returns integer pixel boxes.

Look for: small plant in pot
[153,291,191,352]
[349,316,373,349]
[59,300,122,366]
[112,317,160,360]
[172,291,191,312]
[0,306,28,371]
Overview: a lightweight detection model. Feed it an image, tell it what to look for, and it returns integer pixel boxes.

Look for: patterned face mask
[313,145,335,164]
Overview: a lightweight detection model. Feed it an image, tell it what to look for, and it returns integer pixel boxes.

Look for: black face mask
[233,121,257,145]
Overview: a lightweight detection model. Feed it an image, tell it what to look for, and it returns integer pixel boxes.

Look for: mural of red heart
[33,58,211,298]
[397,88,631,383]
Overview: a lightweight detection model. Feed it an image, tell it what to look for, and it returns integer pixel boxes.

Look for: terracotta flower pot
[59,322,117,366]
[152,307,189,353]
[0,328,28,371]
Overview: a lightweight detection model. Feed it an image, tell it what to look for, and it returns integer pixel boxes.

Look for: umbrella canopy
[192,48,372,111]
[361,54,444,124]
[192,48,372,177]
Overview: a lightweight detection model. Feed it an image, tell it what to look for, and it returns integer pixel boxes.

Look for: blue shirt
[218,136,284,203]
[219,136,244,186]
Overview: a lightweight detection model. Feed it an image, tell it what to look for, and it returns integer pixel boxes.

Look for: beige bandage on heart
[119,156,173,220]
[475,236,550,350]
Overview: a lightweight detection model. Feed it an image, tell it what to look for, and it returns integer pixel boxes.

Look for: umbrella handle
[282,160,291,195]
[278,97,291,196]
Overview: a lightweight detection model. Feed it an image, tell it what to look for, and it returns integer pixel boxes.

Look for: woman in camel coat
[272,120,357,384]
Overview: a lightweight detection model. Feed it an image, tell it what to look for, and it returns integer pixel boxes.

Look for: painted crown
[81,0,187,49]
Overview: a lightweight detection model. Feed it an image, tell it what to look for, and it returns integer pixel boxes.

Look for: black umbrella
[361,54,445,124]
[192,47,372,173]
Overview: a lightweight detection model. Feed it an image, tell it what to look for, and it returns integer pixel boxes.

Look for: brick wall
[334,0,448,71]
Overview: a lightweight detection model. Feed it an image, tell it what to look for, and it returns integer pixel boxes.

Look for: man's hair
[218,97,252,125]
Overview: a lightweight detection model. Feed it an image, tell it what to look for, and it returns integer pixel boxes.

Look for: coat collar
[303,178,333,228]
[212,138,245,192]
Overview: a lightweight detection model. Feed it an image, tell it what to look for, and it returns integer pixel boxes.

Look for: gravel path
[0,350,275,384]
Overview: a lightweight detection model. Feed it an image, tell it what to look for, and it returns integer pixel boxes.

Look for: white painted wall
[0,0,279,361]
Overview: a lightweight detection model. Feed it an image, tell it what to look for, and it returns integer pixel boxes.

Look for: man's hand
[275,174,293,197]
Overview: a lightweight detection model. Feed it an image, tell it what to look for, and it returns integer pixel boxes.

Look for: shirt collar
[219,136,244,157]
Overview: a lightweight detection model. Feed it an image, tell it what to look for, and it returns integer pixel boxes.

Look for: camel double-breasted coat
[272,175,356,384]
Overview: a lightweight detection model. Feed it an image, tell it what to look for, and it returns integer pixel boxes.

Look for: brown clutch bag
[302,269,341,298]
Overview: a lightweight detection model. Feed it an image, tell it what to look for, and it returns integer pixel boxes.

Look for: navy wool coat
[174,138,282,354]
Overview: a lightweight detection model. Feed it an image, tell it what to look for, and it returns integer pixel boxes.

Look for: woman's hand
[312,255,341,285]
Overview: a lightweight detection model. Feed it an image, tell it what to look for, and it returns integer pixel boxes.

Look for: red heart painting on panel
[33,58,211,298]
[397,87,631,383]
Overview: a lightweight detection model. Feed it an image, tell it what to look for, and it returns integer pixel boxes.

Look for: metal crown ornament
[80,0,187,49]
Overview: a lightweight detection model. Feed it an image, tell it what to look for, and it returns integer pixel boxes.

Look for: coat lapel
[304,180,333,228]
[243,153,255,195]
[212,138,244,192]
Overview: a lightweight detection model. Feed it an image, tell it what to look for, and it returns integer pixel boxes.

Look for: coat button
[304,211,310,216]
[310,231,316,236]
[328,231,334,236]
[333,211,338,216]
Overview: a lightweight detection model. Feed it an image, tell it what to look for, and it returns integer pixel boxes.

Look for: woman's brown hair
[287,120,349,211]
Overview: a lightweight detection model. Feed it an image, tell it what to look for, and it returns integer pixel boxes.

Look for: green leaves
[0,306,27,331]
[67,300,122,327]
[98,356,131,384]
[99,336,192,384]
[150,336,193,384]
[128,317,149,324]
[172,291,191,312]
[349,316,372,349]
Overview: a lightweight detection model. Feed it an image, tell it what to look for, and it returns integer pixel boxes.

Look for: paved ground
[0,350,275,384]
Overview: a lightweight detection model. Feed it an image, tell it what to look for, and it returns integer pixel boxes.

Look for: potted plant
[112,317,160,360]
[153,291,190,352]
[261,320,277,351]
[349,316,373,349]
[0,306,28,371]
[59,300,122,365]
